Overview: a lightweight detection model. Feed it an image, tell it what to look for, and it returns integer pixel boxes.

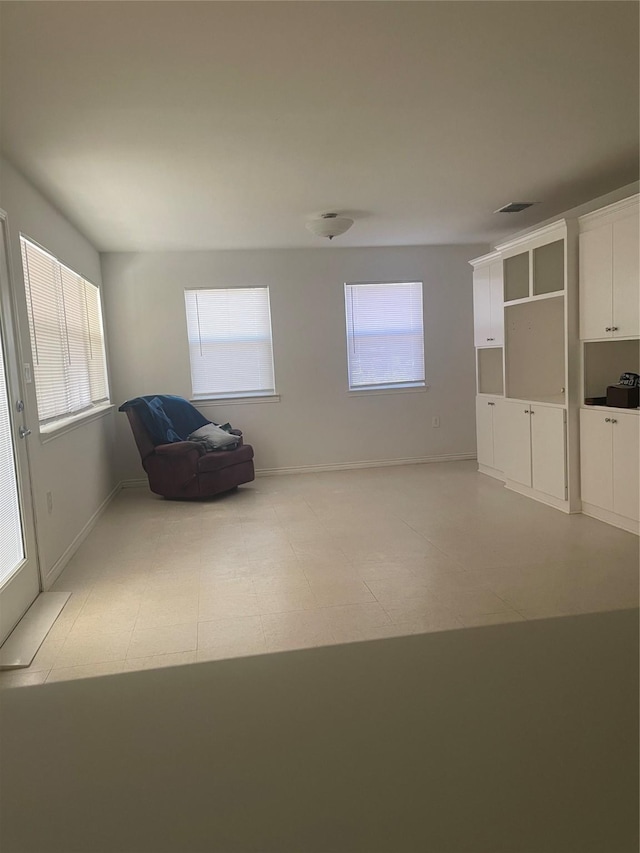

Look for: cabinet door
[580,409,613,511]
[492,399,506,473]
[579,225,613,340]
[531,405,566,500]
[475,397,495,468]
[473,266,492,347]
[501,401,531,487]
[489,261,504,346]
[612,413,639,522]
[613,211,640,339]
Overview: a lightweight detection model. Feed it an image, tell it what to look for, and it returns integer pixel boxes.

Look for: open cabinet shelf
[583,339,640,407]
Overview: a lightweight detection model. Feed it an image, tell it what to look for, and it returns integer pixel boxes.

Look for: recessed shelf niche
[583,339,640,404]
[505,295,565,404]
[477,347,504,395]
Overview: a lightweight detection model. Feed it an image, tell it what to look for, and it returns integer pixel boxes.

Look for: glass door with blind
[0,211,39,647]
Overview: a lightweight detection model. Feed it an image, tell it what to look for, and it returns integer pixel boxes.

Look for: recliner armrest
[229,428,243,446]
[154,441,204,456]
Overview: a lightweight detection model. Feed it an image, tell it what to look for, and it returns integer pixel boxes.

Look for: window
[344,281,425,391]
[184,287,276,399]
[20,237,110,426]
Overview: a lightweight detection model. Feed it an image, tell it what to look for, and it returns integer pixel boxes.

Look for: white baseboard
[477,464,505,482]
[120,478,149,489]
[504,479,573,513]
[255,453,476,477]
[41,483,122,590]
[581,502,639,535]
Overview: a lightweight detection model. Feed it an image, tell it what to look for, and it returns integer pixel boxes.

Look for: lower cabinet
[580,408,639,523]
[501,401,567,500]
[475,396,503,475]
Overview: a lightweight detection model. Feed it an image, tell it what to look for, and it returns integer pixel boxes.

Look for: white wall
[101,245,484,480]
[0,159,118,585]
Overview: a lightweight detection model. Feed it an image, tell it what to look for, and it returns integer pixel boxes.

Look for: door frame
[0,208,41,645]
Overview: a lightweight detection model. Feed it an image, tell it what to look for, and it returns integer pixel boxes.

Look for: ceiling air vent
[494,202,537,214]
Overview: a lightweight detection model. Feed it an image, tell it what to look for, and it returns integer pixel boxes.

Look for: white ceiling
[1,1,638,252]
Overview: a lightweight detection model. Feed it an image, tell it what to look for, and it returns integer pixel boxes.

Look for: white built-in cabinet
[578,194,639,534]
[471,193,638,529]
[501,401,567,501]
[580,409,639,531]
[471,217,579,513]
[579,197,640,340]
[472,253,504,347]
[475,396,504,477]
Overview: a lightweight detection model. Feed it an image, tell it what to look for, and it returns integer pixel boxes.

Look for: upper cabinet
[500,224,566,303]
[471,253,503,348]
[579,196,640,341]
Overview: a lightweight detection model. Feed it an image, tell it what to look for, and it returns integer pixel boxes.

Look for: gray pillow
[188,424,239,451]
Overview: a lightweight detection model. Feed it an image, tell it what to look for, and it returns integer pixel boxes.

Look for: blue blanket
[119,395,210,445]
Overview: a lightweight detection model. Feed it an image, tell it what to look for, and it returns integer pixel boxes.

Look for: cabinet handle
[605,327,612,332]
[530,409,535,415]
[487,337,494,341]
[524,409,530,414]
[611,327,619,332]
[487,401,495,406]
[605,417,611,423]
[611,418,618,424]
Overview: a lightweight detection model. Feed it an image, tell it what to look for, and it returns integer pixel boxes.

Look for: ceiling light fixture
[306,212,354,240]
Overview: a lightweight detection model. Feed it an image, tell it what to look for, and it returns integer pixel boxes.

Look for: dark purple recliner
[122,404,255,499]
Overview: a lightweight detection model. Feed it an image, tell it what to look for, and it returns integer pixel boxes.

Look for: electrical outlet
[432,416,440,428]
[46,492,53,514]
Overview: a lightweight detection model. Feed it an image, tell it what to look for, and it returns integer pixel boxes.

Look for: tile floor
[1,461,638,687]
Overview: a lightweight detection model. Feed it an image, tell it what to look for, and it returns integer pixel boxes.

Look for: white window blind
[0,324,24,585]
[20,237,109,424]
[184,287,276,398]
[345,281,425,391]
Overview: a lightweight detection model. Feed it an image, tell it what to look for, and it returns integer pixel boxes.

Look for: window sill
[348,385,429,398]
[191,394,281,407]
[39,403,115,443]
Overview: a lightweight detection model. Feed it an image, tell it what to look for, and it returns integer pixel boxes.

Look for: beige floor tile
[329,623,409,644]
[79,589,143,619]
[307,579,376,608]
[46,661,125,683]
[364,576,435,606]
[261,610,335,652]
[54,629,132,669]
[123,651,197,671]
[322,602,391,633]
[197,616,266,661]
[71,607,140,636]
[245,543,297,563]
[383,599,463,633]
[127,623,197,659]
[38,462,639,673]
[0,670,49,689]
[434,587,512,617]
[135,593,199,630]
[251,572,310,596]
[256,588,318,615]
[199,577,254,597]
[142,570,201,597]
[459,610,526,628]
[350,561,422,582]
[198,591,260,621]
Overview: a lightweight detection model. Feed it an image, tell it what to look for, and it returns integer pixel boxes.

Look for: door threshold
[0,592,70,669]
